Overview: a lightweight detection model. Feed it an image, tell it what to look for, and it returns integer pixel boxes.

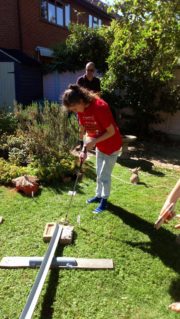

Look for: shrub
[0,133,9,159]
[29,155,77,183]
[0,158,34,185]
[0,132,33,165]
[0,155,77,185]
[0,102,79,185]
[46,24,112,73]
[0,112,18,134]
[15,102,78,158]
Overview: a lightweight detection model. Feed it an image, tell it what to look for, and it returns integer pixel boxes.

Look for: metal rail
[19,224,62,319]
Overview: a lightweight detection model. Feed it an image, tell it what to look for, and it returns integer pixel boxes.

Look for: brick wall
[19,1,68,57]
[0,0,110,58]
[0,0,20,49]
[20,0,110,57]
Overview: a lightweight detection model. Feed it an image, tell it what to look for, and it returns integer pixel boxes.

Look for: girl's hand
[85,140,96,151]
[79,145,87,163]
[159,202,175,221]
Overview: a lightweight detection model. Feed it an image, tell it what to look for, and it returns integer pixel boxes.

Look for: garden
[0,0,180,318]
[0,147,180,319]
[0,103,79,186]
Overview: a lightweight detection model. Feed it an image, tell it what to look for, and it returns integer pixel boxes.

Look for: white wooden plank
[73,258,114,269]
[0,257,114,269]
[0,62,15,109]
[0,257,77,268]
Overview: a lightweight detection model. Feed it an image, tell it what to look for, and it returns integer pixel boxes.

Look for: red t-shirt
[78,98,122,155]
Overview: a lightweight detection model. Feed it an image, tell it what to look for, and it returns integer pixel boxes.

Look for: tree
[47,24,112,73]
[102,0,180,135]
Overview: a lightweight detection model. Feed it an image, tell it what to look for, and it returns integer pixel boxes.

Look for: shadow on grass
[108,203,180,274]
[39,245,64,319]
[44,161,96,195]
[39,231,78,319]
[117,158,165,177]
[169,277,180,302]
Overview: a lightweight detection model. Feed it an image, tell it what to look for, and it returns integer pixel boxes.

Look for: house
[0,48,43,107]
[0,0,111,107]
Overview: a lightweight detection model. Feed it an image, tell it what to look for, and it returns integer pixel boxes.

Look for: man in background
[77,62,101,95]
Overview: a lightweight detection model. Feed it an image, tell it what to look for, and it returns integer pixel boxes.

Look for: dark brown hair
[62,84,96,108]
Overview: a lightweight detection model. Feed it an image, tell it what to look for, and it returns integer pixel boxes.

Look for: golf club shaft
[64,146,87,221]
[65,165,82,220]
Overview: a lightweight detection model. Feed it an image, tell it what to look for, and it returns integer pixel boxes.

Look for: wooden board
[0,257,114,269]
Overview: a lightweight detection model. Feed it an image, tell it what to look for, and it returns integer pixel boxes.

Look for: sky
[101,0,114,5]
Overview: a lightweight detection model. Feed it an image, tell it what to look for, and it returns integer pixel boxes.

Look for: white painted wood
[0,257,114,269]
[0,257,77,268]
[121,106,180,138]
[43,69,84,102]
[0,62,16,109]
[151,111,180,137]
[43,71,59,101]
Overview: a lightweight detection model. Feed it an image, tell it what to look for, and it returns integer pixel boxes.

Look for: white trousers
[96,149,119,199]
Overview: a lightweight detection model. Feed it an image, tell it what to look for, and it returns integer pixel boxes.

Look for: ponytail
[62,84,96,108]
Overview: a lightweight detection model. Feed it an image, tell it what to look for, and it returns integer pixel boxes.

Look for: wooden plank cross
[0,223,114,319]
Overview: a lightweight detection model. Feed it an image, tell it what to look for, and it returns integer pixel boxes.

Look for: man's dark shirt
[77,74,101,93]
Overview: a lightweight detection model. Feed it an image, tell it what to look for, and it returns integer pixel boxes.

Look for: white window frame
[89,15,102,28]
[41,0,71,27]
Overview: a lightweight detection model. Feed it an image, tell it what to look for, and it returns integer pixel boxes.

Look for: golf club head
[68,191,76,196]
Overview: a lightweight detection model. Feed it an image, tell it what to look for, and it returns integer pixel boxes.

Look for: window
[89,15,102,28]
[41,0,48,19]
[48,2,56,24]
[65,5,70,27]
[41,1,71,27]
[57,6,63,26]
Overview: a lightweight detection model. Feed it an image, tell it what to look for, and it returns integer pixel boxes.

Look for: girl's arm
[160,179,180,216]
[85,124,115,150]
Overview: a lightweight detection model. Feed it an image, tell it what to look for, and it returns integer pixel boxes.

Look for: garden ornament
[12,175,39,197]
[130,167,141,184]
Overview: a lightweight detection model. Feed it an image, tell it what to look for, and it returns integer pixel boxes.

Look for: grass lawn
[0,156,180,319]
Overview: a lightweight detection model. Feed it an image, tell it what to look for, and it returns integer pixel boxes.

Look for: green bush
[0,155,77,185]
[0,158,34,185]
[0,112,18,134]
[29,155,77,183]
[8,148,29,166]
[102,1,180,135]
[0,133,9,159]
[46,24,111,73]
[0,132,33,165]
[15,102,78,158]
[0,102,79,185]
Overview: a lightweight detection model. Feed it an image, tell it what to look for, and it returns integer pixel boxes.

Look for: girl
[157,179,180,313]
[62,84,122,213]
